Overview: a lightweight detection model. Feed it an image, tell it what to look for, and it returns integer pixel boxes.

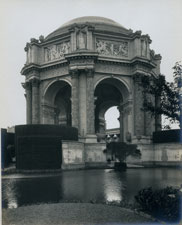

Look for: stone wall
[153,143,182,166]
[62,141,85,169]
[127,143,182,167]
[61,141,107,169]
[85,143,106,164]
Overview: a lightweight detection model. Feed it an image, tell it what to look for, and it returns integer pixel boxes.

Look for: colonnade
[22,72,152,142]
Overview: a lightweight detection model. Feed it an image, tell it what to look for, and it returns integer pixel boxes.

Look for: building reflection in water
[103,170,123,203]
[2,168,182,209]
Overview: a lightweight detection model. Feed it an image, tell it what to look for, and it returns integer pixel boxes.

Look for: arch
[94,77,130,140]
[42,79,71,125]
[94,76,130,100]
[43,78,72,100]
[43,79,71,105]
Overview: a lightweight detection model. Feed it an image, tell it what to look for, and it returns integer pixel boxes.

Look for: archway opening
[105,106,119,129]
[105,106,120,142]
[94,77,130,142]
[43,80,71,125]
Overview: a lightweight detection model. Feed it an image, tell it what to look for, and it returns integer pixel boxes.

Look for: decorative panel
[44,41,70,62]
[96,39,128,57]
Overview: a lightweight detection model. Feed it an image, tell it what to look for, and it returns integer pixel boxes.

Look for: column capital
[70,69,79,78]
[133,73,143,83]
[31,78,40,87]
[22,81,31,90]
[86,68,94,77]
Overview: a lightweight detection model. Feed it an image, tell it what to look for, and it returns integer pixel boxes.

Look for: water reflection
[2,168,182,208]
[104,170,123,202]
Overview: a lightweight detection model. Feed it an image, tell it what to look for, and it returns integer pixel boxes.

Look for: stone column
[86,69,95,134]
[71,70,79,129]
[155,96,162,131]
[31,78,40,124]
[127,104,133,136]
[22,82,32,124]
[118,105,124,142]
[79,71,87,137]
[133,74,145,136]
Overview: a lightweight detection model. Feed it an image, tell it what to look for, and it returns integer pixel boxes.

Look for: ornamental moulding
[96,39,128,57]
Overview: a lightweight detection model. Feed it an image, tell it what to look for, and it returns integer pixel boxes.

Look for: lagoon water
[2,168,182,209]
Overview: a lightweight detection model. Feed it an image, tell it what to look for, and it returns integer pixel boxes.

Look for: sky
[0,0,182,129]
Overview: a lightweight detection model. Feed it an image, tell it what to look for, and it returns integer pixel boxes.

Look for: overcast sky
[0,0,181,129]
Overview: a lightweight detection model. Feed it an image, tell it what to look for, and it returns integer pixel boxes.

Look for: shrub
[106,142,141,162]
[153,129,181,143]
[135,186,182,222]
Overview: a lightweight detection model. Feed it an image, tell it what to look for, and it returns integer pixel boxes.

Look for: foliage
[135,186,182,222]
[141,74,179,124]
[141,61,182,127]
[106,142,141,162]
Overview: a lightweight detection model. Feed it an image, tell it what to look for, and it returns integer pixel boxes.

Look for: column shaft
[22,82,32,124]
[26,82,32,124]
[71,71,79,129]
[79,71,87,136]
[134,75,145,135]
[32,79,40,124]
[118,106,124,142]
[86,70,95,134]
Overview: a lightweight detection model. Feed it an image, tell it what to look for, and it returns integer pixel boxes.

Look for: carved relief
[25,43,33,64]
[77,30,87,49]
[141,39,147,57]
[96,39,128,57]
[44,41,70,62]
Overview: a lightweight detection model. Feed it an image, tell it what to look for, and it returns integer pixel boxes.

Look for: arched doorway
[94,78,130,141]
[43,80,71,125]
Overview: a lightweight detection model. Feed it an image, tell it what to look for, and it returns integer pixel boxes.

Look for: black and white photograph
[1,0,182,224]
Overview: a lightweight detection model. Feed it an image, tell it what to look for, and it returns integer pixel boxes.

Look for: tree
[173,61,182,129]
[140,62,182,129]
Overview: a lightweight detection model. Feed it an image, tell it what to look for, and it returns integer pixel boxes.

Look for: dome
[45,16,128,41]
[61,16,125,28]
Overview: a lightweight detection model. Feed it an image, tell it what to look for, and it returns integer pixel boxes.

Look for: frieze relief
[44,41,70,62]
[95,63,131,75]
[96,39,128,57]
[40,66,69,79]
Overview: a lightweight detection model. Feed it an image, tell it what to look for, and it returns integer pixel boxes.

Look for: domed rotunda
[21,16,162,168]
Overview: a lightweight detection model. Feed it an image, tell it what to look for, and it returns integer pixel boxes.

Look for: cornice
[21,60,68,76]
[21,63,41,75]
[131,57,156,69]
[65,51,99,60]
[65,51,98,72]
[96,56,156,69]
[41,33,71,46]
[21,54,156,76]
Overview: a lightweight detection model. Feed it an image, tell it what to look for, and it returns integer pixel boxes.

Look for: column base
[79,134,98,143]
[132,135,152,144]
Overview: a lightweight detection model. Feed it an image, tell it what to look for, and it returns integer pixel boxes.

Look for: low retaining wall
[62,141,85,169]
[61,141,107,169]
[127,142,182,167]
